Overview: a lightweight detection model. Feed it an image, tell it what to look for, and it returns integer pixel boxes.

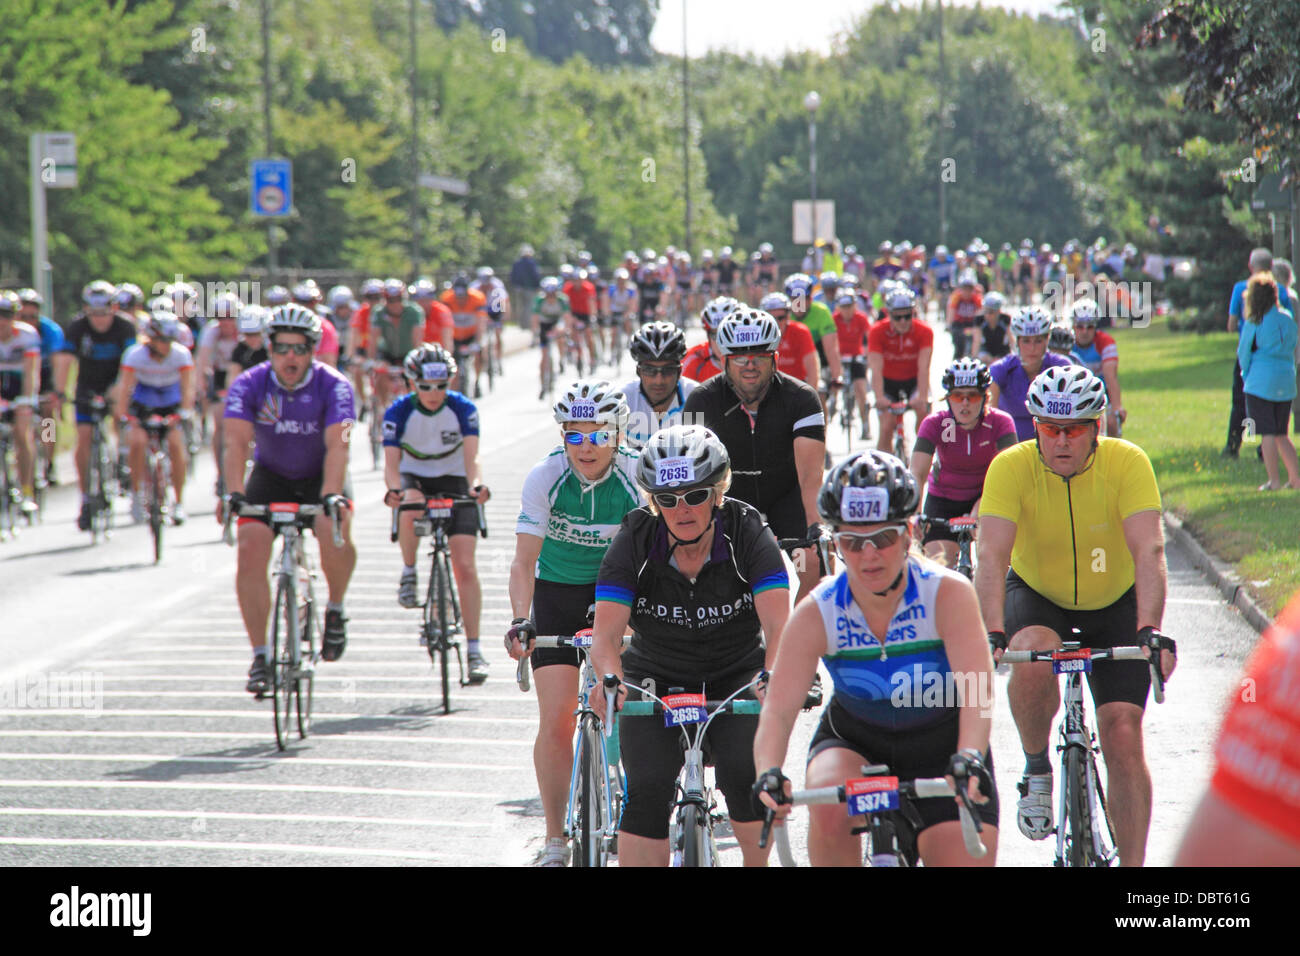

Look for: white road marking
[0,836,473,863]
[0,752,527,771]
[0,807,490,828]
[0,779,502,798]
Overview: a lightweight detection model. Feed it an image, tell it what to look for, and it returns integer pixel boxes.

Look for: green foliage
[433,0,660,66]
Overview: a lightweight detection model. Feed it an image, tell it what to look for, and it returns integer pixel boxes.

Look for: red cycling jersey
[564,279,597,316]
[833,308,871,357]
[422,300,453,345]
[867,317,935,380]
[775,320,817,382]
[682,341,722,383]
[1209,592,1300,846]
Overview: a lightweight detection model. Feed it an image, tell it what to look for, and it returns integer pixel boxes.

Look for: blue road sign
[251,159,292,217]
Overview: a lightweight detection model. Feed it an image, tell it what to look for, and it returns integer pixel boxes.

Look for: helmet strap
[871,567,905,597]
[666,509,716,550]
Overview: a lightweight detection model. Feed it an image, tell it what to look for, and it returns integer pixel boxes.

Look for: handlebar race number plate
[269,502,300,524]
[572,628,594,648]
[845,776,900,815]
[427,498,454,520]
[1052,648,1092,674]
[662,693,706,727]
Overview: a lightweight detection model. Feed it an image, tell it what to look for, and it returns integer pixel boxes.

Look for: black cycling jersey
[978,317,1010,359]
[716,259,740,287]
[595,498,788,686]
[61,313,138,396]
[230,341,268,372]
[682,371,825,534]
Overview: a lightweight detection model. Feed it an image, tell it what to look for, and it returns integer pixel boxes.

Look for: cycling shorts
[528,578,593,670]
[618,667,761,840]
[921,494,979,545]
[808,701,1000,832]
[239,464,352,528]
[128,401,179,426]
[882,378,918,404]
[1003,568,1147,708]
[74,391,112,426]
[842,356,867,382]
[537,320,559,346]
[596,313,618,328]
[569,312,591,332]
[399,473,479,537]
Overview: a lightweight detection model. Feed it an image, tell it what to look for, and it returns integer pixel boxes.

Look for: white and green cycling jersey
[515,445,641,585]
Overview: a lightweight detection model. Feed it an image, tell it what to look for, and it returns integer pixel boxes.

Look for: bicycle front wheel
[297,567,317,739]
[431,551,453,714]
[271,575,297,751]
[1062,744,1093,867]
[149,456,165,563]
[572,717,606,867]
[680,803,708,868]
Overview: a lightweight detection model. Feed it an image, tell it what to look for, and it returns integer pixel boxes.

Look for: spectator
[1273,259,1300,429]
[1237,272,1300,489]
[510,244,541,328]
[800,246,817,275]
[1225,248,1293,457]
[820,239,844,277]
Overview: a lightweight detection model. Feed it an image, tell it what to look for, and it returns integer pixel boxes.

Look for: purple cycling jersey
[990,352,1074,441]
[223,362,355,480]
[916,407,1017,500]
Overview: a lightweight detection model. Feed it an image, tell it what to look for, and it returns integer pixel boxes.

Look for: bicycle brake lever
[516,656,531,693]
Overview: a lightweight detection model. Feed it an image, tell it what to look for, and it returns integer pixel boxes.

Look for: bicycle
[84,395,118,543]
[920,515,978,580]
[452,340,482,398]
[224,500,342,751]
[391,493,487,714]
[127,411,181,564]
[516,632,631,867]
[887,401,910,461]
[0,399,29,541]
[615,672,766,867]
[1000,640,1167,867]
[760,762,988,866]
[365,360,406,470]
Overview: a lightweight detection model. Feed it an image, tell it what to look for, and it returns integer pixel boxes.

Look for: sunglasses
[415,382,448,392]
[637,364,682,378]
[834,525,908,552]
[653,488,713,509]
[889,312,914,322]
[563,429,615,447]
[271,343,312,356]
[728,353,774,367]
[947,392,983,404]
[1034,420,1095,440]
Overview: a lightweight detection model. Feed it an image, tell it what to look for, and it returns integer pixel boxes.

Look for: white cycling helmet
[1010,305,1053,337]
[759,291,792,314]
[759,242,774,255]
[983,291,1005,313]
[715,308,781,356]
[553,379,629,430]
[266,303,323,345]
[1025,365,1107,421]
[327,285,355,310]
[360,278,384,297]
[636,424,729,493]
[614,267,630,281]
[884,287,916,312]
[238,304,269,336]
[211,291,243,319]
[700,296,742,331]
[540,276,561,293]
[1069,298,1100,325]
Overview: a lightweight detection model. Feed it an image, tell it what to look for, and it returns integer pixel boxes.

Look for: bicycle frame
[86,398,117,542]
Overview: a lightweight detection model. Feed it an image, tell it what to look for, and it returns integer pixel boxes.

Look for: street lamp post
[804,90,821,268]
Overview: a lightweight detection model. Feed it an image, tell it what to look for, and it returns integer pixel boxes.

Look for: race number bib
[571,628,594,649]
[846,776,900,815]
[1052,649,1092,674]
[662,692,706,727]
[733,327,764,346]
[421,362,448,381]
[952,368,980,388]
[841,486,888,523]
[656,456,695,487]
[568,399,597,421]
[1041,391,1077,419]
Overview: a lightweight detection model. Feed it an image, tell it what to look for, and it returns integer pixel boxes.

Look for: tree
[433,0,660,66]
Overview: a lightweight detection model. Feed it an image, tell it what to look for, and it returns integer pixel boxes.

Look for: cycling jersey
[607,284,636,315]
[62,314,137,398]
[681,342,722,383]
[867,317,935,381]
[979,438,1161,610]
[595,497,788,686]
[775,320,817,381]
[1070,331,1118,377]
[472,278,507,318]
[619,378,697,450]
[351,302,374,352]
[977,317,1010,359]
[224,362,355,480]
[0,322,41,399]
[381,390,479,478]
[914,406,1017,500]
[421,300,453,345]
[197,321,239,389]
[440,290,487,343]
[1210,592,1300,846]
[230,341,267,372]
[563,279,596,317]
[833,309,870,358]
[122,342,193,408]
[997,251,1017,275]
[715,259,740,290]
[947,290,983,328]
[315,314,339,360]
[872,258,902,282]
[375,304,425,362]
[33,316,64,391]
[516,446,640,586]
[928,255,955,285]
[533,292,569,324]
[989,352,1074,441]
[682,371,824,536]
[814,556,963,730]
[798,302,836,347]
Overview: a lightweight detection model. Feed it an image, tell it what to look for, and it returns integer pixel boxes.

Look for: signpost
[792,200,836,246]
[29,132,77,314]
[251,159,293,216]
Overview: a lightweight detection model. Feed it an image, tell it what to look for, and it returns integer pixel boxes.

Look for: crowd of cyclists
[14,229,1296,867]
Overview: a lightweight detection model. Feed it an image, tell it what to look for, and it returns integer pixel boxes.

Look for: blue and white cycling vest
[381,390,479,478]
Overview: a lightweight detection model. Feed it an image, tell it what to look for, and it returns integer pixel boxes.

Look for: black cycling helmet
[818,451,920,525]
[941,357,992,393]
[629,321,687,363]
[403,344,458,383]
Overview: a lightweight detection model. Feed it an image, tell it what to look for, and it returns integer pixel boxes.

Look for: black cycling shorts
[618,667,761,840]
[921,493,979,544]
[569,312,591,332]
[1003,568,1147,709]
[882,378,918,404]
[240,464,352,527]
[757,491,808,542]
[808,699,1000,832]
[528,578,594,670]
[842,356,867,382]
[537,319,559,346]
[399,473,479,537]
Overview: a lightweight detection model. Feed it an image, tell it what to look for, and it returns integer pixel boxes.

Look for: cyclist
[1047,322,1077,360]
[988,306,1074,442]
[753,450,999,866]
[973,291,1011,364]
[683,308,827,603]
[867,286,933,457]
[228,305,269,379]
[195,291,243,491]
[16,288,66,487]
[506,381,639,866]
[348,278,385,408]
[223,303,357,694]
[326,285,357,375]
[413,278,454,354]
[762,291,819,391]
[621,322,695,450]
[911,358,1016,568]
[293,281,339,368]
[605,267,639,356]
[996,243,1018,294]
[832,290,872,440]
[0,290,41,515]
[562,268,598,376]
[975,365,1176,867]
[947,269,984,359]
[716,246,741,298]
[682,296,736,384]
[383,344,491,682]
[928,244,956,307]
[115,312,195,525]
[635,250,664,323]
[57,281,139,530]
[873,241,902,284]
[591,424,790,866]
[1068,298,1125,436]
[533,277,570,399]
[368,278,424,411]
[753,241,781,299]
[785,273,843,398]
[440,274,488,398]
[472,267,509,374]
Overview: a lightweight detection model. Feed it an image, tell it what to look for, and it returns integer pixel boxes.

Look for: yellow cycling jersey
[980,437,1161,610]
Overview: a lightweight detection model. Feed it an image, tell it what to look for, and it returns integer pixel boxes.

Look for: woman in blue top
[1237,272,1300,490]
[987,306,1073,441]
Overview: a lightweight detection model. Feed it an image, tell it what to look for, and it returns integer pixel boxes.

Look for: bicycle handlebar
[389,493,487,542]
[513,635,632,693]
[1000,644,1165,704]
[222,501,344,549]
